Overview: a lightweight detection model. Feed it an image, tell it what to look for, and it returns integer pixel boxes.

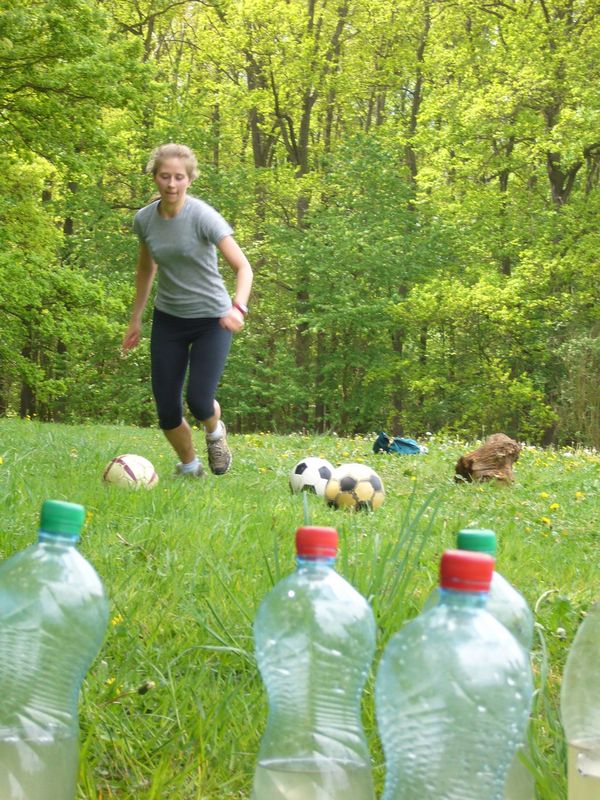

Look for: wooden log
[455,433,521,483]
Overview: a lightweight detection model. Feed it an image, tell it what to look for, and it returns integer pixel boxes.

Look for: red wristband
[232,301,248,316]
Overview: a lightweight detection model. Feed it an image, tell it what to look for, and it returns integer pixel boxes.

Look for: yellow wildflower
[549,503,560,511]
[539,491,549,499]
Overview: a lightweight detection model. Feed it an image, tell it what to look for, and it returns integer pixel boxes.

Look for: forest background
[1,0,600,445]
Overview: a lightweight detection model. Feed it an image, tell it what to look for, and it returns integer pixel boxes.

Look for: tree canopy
[1,0,599,445]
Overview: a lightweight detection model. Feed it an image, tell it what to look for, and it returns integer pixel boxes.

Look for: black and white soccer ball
[289,457,335,497]
[325,462,385,511]
[103,454,158,490]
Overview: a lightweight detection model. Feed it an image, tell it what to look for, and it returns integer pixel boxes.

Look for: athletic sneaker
[175,460,205,477]
[206,422,232,475]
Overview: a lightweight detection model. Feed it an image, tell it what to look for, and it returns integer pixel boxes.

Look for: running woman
[122,143,253,476]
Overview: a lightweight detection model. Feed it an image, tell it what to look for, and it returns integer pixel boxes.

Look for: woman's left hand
[219,306,245,332]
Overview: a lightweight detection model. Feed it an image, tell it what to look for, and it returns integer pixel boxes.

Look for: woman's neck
[158,196,187,218]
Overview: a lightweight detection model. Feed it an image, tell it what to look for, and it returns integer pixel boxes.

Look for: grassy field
[0,417,599,799]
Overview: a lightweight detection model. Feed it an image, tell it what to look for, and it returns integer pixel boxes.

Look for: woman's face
[153,157,192,207]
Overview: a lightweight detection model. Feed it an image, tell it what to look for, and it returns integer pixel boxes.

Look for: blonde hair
[145,143,199,181]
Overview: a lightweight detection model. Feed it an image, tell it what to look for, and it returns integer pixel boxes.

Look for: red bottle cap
[440,549,494,592]
[296,526,338,558]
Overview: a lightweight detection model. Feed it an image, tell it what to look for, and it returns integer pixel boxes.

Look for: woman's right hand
[122,320,141,351]
[122,246,156,352]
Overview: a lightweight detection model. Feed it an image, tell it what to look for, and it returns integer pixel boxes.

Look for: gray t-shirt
[133,196,233,318]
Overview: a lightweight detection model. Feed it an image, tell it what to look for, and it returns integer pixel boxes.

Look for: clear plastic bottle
[0,499,109,800]
[561,600,600,800]
[376,549,533,800]
[251,525,376,800]
[423,529,536,800]
[423,529,534,651]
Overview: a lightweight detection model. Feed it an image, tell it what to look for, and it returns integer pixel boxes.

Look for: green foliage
[556,333,600,446]
[0,0,143,162]
[389,273,560,439]
[1,0,600,443]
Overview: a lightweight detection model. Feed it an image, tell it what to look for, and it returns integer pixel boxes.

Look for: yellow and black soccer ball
[324,462,385,511]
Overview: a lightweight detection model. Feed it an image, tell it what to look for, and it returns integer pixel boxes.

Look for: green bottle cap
[456,528,497,557]
[40,500,85,538]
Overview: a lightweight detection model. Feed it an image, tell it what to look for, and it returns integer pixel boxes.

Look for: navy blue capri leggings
[150,309,232,430]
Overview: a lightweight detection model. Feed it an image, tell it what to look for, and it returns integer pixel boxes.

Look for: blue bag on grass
[373,431,425,455]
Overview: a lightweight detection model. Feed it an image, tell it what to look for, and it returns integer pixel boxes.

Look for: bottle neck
[296,555,336,569]
[438,587,488,608]
[38,530,79,546]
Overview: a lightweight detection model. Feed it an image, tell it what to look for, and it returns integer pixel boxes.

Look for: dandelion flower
[549,503,560,511]
[539,491,549,499]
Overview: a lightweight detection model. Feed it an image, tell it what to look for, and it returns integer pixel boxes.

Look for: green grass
[1,417,599,799]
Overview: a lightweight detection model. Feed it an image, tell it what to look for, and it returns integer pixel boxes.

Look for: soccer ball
[324,463,385,511]
[103,454,158,490]
[289,457,335,496]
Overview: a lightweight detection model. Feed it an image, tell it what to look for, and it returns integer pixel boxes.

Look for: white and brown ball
[325,462,385,511]
[103,454,158,490]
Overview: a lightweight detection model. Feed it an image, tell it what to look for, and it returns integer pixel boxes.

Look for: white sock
[179,457,200,474]
[206,421,224,441]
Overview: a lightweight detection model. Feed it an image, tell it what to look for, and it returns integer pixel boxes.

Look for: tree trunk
[19,342,35,419]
